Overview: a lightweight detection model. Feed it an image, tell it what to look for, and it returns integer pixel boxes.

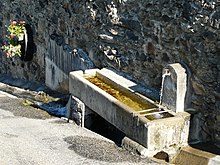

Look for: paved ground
[173,144,220,165]
[0,90,159,165]
[1,75,219,165]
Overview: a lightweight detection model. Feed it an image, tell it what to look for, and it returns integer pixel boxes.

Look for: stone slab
[173,145,220,165]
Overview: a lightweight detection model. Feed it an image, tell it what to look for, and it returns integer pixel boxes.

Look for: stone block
[192,81,206,96]
[216,115,220,122]
[66,95,85,127]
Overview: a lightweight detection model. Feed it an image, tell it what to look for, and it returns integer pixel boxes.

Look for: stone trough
[69,67,190,155]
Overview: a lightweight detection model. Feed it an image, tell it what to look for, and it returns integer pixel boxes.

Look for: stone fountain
[66,63,191,157]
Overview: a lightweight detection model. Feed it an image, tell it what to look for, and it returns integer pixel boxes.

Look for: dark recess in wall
[19,24,36,61]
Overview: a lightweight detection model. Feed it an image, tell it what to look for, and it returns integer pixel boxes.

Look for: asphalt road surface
[0,90,159,165]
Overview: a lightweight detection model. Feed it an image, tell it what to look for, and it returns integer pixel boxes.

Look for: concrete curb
[0,90,18,98]
[172,146,220,165]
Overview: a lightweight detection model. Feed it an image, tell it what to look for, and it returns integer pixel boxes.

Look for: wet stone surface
[0,97,52,120]
[0,81,68,117]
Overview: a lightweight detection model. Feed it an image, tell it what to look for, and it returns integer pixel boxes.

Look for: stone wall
[0,0,219,146]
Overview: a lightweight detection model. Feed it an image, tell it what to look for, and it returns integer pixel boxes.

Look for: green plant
[2,44,22,58]
[1,21,26,58]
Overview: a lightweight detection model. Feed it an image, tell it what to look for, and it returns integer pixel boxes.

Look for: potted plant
[1,21,26,58]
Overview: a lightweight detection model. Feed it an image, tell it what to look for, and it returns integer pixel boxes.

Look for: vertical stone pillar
[66,95,85,127]
[160,63,191,113]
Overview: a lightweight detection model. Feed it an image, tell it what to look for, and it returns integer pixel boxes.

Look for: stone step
[172,144,220,165]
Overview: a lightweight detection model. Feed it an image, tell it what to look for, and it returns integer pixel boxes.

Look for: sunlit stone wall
[0,0,219,146]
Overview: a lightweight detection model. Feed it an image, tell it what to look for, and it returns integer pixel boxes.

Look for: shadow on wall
[189,142,220,155]
[19,24,36,61]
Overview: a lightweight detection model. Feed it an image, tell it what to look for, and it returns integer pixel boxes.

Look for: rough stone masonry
[0,0,219,147]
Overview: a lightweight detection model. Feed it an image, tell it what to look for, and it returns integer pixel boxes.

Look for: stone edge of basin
[69,68,178,123]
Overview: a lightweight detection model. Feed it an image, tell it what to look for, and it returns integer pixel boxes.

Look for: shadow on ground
[64,135,149,163]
